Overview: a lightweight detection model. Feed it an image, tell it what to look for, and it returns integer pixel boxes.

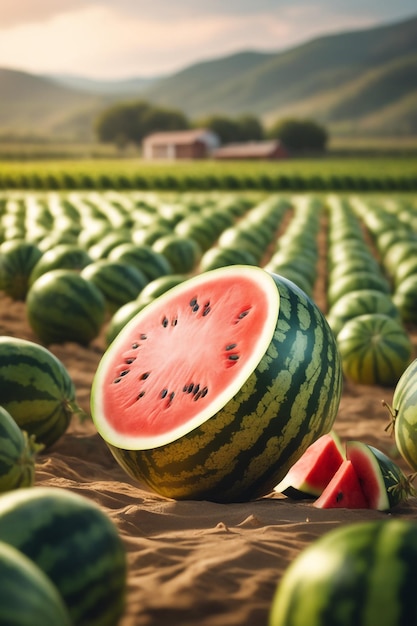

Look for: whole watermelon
[0,336,83,448]
[270,519,417,626]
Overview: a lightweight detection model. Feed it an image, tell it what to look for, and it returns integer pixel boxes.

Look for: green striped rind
[81,260,148,313]
[0,406,43,491]
[105,273,343,502]
[326,289,401,338]
[29,243,92,285]
[0,240,42,299]
[269,519,417,626]
[393,275,417,324]
[0,336,82,448]
[26,269,106,345]
[152,234,202,274]
[392,357,417,472]
[327,272,391,309]
[0,540,72,626]
[336,313,413,386]
[199,246,258,271]
[137,274,187,304]
[108,242,173,281]
[0,486,127,626]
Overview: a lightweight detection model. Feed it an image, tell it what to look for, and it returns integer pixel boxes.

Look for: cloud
[0,1,415,78]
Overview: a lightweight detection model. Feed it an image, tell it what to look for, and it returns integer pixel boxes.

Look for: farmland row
[1,190,417,387]
[0,158,416,192]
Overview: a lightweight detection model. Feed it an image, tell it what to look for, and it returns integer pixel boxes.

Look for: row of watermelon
[0,336,127,625]
[1,191,417,388]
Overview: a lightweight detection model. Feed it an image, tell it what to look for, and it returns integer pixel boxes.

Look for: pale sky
[0,1,416,79]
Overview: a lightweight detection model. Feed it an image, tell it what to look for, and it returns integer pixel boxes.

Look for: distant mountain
[142,14,417,136]
[43,73,162,95]
[0,14,416,141]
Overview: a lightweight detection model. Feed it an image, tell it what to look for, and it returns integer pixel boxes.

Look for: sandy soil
[1,272,416,626]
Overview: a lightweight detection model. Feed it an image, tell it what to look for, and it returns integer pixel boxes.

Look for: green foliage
[194,113,264,143]
[268,118,328,152]
[94,100,189,146]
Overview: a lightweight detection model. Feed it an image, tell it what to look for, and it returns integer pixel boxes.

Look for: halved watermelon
[274,431,345,499]
[313,460,369,509]
[91,265,342,502]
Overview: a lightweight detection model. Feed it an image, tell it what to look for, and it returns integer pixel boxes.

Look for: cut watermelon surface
[93,266,279,449]
[90,265,342,502]
[313,460,369,509]
[274,431,345,498]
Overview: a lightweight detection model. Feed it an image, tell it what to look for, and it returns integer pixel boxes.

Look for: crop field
[0,156,416,191]
[1,188,417,388]
[2,187,417,626]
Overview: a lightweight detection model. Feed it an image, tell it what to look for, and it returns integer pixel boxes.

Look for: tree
[267,118,328,152]
[94,100,190,146]
[235,114,264,141]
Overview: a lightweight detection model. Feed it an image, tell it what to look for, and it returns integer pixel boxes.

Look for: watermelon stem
[387,471,417,501]
[382,400,397,435]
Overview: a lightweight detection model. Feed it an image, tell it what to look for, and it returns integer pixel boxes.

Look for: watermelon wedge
[314,441,414,510]
[274,431,345,499]
[313,460,369,509]
[313,459,369,509]
[91,265,342,502]
[345,441,414,510]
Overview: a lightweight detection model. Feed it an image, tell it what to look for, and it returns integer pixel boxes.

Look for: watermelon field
[1,186,417,625]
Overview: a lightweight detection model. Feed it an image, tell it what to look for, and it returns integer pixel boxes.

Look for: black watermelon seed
[182,385,188,392]
[120,369,130,376]
[137,391,145,399]
[141,372,150,380]
[202,307,211,316]
[160,389,168,399]
[192,304,199,312]
[162,317,169,327]
[187,383,194,393]
[132,343,139,349]
[228,354,240,361]
[190,298,197,307]
[201,387,208,397]
[171,318,178,326]
[193,391,202,401]
[113,378,122,384]
[238,310,250,319]
[125,358,136,364]
[140,334,147,340]
[192,384,200,395]
[225,343,237,351]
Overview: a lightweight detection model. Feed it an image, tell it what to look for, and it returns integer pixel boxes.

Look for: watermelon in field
[336,313,413,386]
[26,269,106,345]
[274,431,345,499]
[0,336,83,448]
[388,357,417,472]
[269,519,417,626]
[0,540,72,626]
[91,265,342,503]
[0,406,43,491]
[0,486,127,626]
[0,239,42,300]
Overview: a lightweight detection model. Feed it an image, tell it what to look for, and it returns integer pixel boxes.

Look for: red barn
[212,140,288,160]
[142,128,220,160]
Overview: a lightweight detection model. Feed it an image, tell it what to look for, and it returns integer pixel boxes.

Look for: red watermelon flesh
[92,265,279,450]
[345,441,412,510]
[274,432,345,499]
[313,460,369,509]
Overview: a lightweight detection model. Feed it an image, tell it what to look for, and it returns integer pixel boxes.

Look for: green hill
[0,14,416,140]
